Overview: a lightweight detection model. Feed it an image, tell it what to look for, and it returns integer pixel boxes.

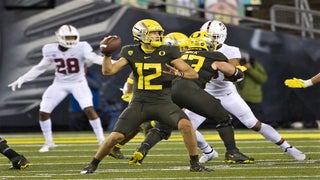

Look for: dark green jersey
[114,44,188,135]
[171,50,231,122]
[181,50,228,88]
[121,44,181,102]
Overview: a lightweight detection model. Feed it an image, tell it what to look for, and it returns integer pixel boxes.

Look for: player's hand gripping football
[100,35,121,56]
[8,77,25,91]
[284,78,308,88]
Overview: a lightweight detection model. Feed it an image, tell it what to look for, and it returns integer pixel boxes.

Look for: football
[100,35,121,56]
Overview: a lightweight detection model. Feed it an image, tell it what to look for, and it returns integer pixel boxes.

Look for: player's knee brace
[149,128,171,140]
[216,119,233,129]
[0,138,7,144]
[159,129,172,140]
[236,112,258,129]
[0,138,9,152]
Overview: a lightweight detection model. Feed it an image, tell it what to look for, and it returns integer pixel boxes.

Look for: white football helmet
[132,19,164,47]
[56,25,80,48]
[200,20,227,44]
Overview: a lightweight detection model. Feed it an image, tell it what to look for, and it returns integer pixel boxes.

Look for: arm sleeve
[20,57,51,82]
[84,52,103,65]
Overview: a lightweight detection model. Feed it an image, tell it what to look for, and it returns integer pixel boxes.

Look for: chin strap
[150,41,162,47]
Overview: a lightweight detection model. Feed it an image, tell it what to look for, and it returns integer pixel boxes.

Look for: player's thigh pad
[71,81,93,109]
[218,91,258,128]
[40,83,70,113]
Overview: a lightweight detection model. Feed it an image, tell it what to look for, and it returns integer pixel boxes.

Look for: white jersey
[43,42,95,83]
[18,41,103,113]
[205,44,241,96]
[20,41,103,83]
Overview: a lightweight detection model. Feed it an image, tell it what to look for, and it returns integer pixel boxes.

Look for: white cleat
[39,143,58,152]
[285,146,306,161]
[199,149,219,163]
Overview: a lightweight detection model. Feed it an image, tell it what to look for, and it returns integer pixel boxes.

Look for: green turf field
[0,129,319,179]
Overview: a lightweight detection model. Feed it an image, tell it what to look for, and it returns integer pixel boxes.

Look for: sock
[216,125,237,152]
[279,140,291,150]
[91,158,101,166]
[258,123,291,150]
[195,130,212,154]
[258,123,283,143]
[190,155,199,163]
[89,118,105,144]
[138,128,162,153]
[39,119,54,145]
[0,139,20,160]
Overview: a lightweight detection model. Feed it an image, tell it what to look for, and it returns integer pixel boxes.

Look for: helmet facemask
[200,20,227,44]
[56,25,80,48]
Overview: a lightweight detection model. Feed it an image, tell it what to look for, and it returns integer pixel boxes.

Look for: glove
[8,77,25,91]
[121,92,133,103]
[236,65,247,72]
[284,77,312,88]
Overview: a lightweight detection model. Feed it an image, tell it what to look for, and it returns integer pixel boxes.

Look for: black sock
[139,129,162,153]
[91,158,101,166]
[190,155,199,163]
[217,125,237,152]
[0,139,20,160]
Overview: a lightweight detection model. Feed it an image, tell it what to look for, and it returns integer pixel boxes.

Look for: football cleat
[225,149,254,164]
[284,146,306,161]
[199,149,219,163]
[189,161,213,172]
[80,164,97,174]
[10,155,30,170]
[39,143,58,152]
[109,147,125,159]
[128,151,145,166]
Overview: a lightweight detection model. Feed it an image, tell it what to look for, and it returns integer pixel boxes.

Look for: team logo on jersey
[128,50,133,56]
[159,51,166,56]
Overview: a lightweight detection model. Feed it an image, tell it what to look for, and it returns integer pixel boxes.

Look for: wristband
[127,77,134,85]
[304,79,313,87]
[179,72,184,78]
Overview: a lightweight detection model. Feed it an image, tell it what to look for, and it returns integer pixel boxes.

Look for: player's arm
[165,58,199,79]
[84,52,117,65]
[212,61,245,82]
[102,56,128,75]
[8,57,51,91]
[285,73,320,88]
[228,58,240,66]
[311,73,320,85]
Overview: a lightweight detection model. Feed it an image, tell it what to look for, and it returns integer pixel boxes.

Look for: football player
[80,19,211,174]
[186,20,306,162]
[0,137,30,170]
[108,32,190,159]
[129,31,253,166]
[8,25,105,152]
